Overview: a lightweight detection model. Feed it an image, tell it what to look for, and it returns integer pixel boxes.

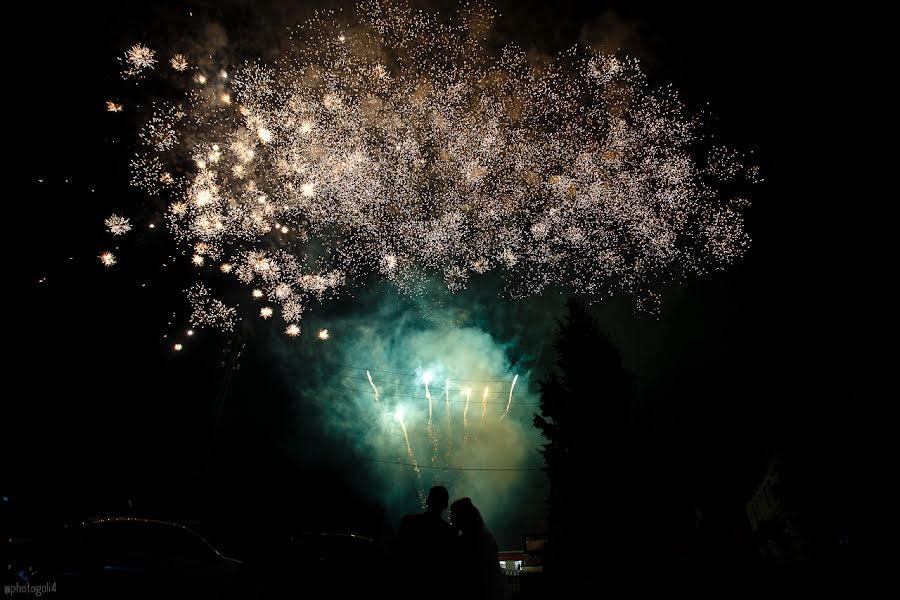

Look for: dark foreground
[3,516,852,599]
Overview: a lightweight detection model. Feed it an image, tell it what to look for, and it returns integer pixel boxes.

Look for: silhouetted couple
[395,486,502,600]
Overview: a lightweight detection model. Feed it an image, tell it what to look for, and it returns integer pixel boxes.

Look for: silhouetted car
[258,532,390,599]
[18,517,246,599]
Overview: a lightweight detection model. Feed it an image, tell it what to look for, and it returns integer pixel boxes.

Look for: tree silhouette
[533,298,635,588]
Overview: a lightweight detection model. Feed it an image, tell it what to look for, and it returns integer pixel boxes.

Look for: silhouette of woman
[450,497,504,600]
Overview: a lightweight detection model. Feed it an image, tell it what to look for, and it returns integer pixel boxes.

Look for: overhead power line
[364,458,543,472]
[333,362,521,384]
[337,385,539,405]
[340,375,513,394]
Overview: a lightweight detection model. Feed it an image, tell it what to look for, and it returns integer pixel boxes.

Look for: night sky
[6,1,860,557]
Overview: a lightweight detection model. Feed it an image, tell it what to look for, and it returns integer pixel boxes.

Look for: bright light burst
[285,323,301,336]
[104,214,132,236]
[318,329,330,340]
[116,1,755,330]
[121,43,156,78]
[106,101,123,113]
[170,54,189,72]
[260,306,273,319]
[99,252,116,267]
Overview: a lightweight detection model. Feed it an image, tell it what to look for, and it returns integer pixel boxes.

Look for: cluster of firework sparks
[105,0,755,337]
[360,366,523,494]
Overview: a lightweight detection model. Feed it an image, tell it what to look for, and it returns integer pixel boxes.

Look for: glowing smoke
[273,285,547,546]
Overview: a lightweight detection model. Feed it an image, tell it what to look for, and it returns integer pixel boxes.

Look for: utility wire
[340,375,513,394]
[333,362,520,384]
[363,458,543,472]
[337,384,539,405]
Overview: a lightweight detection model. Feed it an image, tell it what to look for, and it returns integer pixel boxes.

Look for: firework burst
[121,43,156,78]
[104,214,132,236]
[111,0,755,331]
[170,54,189,72]
[99,252,116,267]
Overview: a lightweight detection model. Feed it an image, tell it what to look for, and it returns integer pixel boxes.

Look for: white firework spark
[366,370,380,406]
[501,374,518,420]
[99,252,116,267]
[113,1,754,331]
[121,43,156,78]
[187,283,236,330]
[170,54,189,72]
[104,214,132,236]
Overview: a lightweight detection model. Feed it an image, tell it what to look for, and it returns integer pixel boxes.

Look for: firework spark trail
[115,1,754,331]
[463,387,472,445]
[396,407,422,488]
[445,378,452,458]
[500,374,518,420]
[366,370,380,406]
[480,386,489,425]
[424,378,438,464]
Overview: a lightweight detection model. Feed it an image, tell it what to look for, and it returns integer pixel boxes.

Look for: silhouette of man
[394,486,457,597]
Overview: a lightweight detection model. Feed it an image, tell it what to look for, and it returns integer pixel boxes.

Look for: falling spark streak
[366,370,380,406]
[396,408,412,453]
[445,378,452,458]
[463,388,472,445]
[480,386,489,425]
[395,408,422,485]
[501,374,519,420]
[424,379,437,463]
